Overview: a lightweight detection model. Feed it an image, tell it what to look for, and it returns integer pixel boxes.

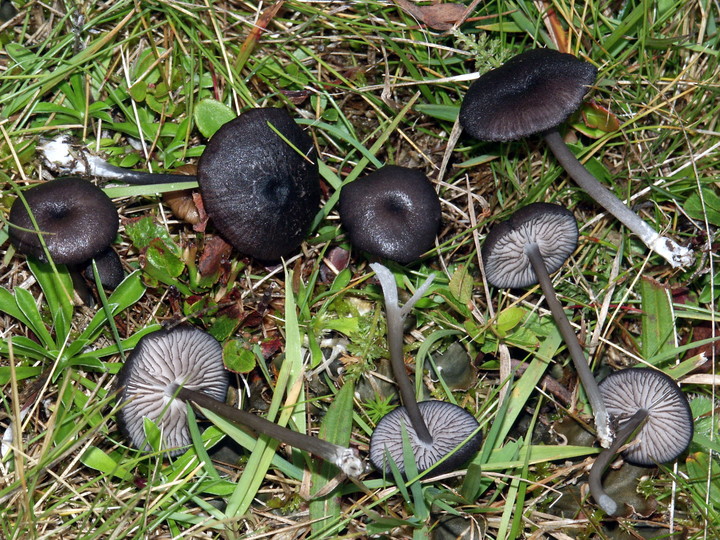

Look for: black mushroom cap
[339,165,441,264]
[481,202,578,289]
[459,49,597,142]
[369,400,482,476]
[8,177,119,265]
[116,326,229,456]
[83,247,125,289]
[197,107,320,261]
[598,368,693,466]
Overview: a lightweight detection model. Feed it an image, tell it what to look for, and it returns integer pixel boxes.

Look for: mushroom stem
[39,135,192,185]
[370,263,435,445]
[85,157,192,184]
[525,243,612,447]
[588,408,649,515]
[543,130,693,268]
[172,385,364,477]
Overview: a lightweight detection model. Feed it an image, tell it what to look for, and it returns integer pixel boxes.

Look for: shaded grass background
[0,0,719,538]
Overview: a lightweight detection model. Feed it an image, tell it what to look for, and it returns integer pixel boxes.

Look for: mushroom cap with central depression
[370,400,482,475]
[8,177,119,265]
[339,165,441,264]
[459,48,597,142]
[116,326,229,456]
[481,202,578,289]
[197,107,320,261]
[598,368,693,466]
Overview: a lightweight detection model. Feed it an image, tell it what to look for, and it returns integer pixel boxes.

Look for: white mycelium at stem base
[543,131,694,269]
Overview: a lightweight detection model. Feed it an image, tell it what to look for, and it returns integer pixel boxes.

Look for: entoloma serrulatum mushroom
[368,263,482,475]
[339,165,442,264]
[8,177,124,303]
[39,108,320,261]
[588,368,693,515]
[481,203,611,447]
[460,49,693,268]
[116,325,364,477]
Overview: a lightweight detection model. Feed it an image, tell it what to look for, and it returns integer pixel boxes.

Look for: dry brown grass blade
[234,0,286,73]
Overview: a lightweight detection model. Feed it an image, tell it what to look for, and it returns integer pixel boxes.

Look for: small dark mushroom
[8,177,122,302]
[116,326,363,476]
[9,177,118,264]
[83,247,125,289]
[481,203,611,447]
[339,166,441,264]
[589,368,693,515]
[369,263,482,475]
[460,48,693,268]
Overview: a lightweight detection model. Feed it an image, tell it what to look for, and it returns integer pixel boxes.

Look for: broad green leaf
[684,188,720,227]
[640,276,675,360]
[223,339,256,373]
[80,446,133,481]
[14,287,55,349]
[0,365,43,385]
[0,286,31,325]
[686,452,720,507]
[449,264,473,305]
[27,258,73,344]
[0,335,50,362]
[496,306,527,337]
[415,103,459,122]
[194,98,236,138]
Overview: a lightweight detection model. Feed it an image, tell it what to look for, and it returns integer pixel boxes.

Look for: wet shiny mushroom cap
[116,326,229,456]
[8,177,119,265]
[459,49,597,142]
[369,400,482,475]
[339,165,441,264]
[481,202,578,289]
[599,368,693,466]
[197,107,320,261]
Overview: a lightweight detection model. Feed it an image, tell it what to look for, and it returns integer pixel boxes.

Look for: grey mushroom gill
[368,263,482,476]
[588,368,693,516]
[116,325,364,477]
[459,48,693,269]
[40,107,320,261]
[481,203,612,447]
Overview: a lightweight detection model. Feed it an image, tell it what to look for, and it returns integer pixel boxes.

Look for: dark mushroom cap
[83,247,125,289]
[481,202,578,289]
[369,400,482,475]
[459,49,597,142]
[339,165,441,264]
[116,326,229,456]
[8,177,119,265]
[197,107,320,261]
[599,368,693,466]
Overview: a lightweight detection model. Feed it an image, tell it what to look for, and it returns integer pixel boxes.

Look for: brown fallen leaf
[393,0,467,31]
[197,235,232,277]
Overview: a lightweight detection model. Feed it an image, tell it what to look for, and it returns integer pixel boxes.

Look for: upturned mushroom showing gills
[368,263,482,475]
[8,177,122,302]
[339,165,441,264]
[460,48,693,268]
[481,203,611,447]
[116,326,364,477]
[589,368,693,515]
